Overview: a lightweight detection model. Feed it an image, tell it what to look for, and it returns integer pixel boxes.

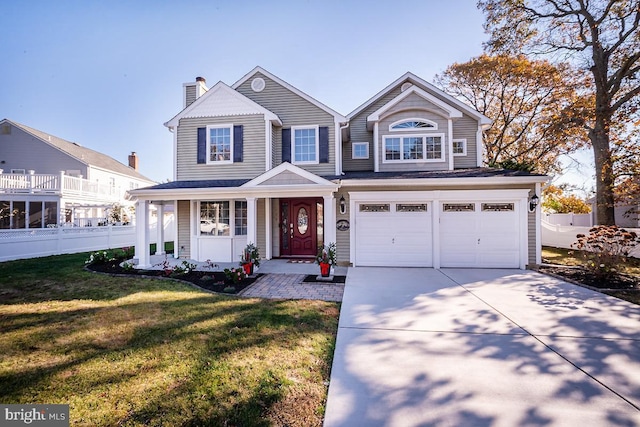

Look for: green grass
[542,246,640,305]
[0,253,339,426]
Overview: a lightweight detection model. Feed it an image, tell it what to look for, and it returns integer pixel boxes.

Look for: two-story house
[129,67,548,269]
[0,119,155,229]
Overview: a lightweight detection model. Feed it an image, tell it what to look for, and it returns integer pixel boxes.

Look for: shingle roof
[322,168,548,181]
[4,119,154,182]
[142,179,251,190]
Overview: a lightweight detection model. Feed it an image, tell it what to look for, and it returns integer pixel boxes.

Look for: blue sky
[0,0,593,190]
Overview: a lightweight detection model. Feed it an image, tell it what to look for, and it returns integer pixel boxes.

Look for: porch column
[323,195,336,246]
[246,197,257,245]
[135,200,151,268]
[155,203,165,255]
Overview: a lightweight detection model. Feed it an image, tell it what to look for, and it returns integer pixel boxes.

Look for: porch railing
[0,173,121,202]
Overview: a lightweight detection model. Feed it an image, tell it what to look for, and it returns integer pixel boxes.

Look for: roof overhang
[339,175,550,188]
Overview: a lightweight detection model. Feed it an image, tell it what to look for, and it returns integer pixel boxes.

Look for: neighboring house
[129,67,548,269]
[0,119,155,229]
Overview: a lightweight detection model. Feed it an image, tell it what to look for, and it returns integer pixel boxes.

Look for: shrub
[224,267,246,284]
[571,225,640,279]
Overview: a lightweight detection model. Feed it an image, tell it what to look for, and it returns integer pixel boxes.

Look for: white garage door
[355,202,432,267]
[440,202,520,268]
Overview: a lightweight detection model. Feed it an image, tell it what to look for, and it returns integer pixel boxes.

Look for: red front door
[280,198,322,257]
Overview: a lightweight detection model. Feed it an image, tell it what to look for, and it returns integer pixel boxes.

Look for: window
[234,201,247,235]
[482,203,514,212]
[397,204,427,212]
[352,142,369,159]
[292,126,318,164]
[443,203,475,212]
[389,118,437,131]
[359,204,390,212]
[200,201,230,236]
[207,125,233,163]
[383,134,444,163]
[452,139,467,156]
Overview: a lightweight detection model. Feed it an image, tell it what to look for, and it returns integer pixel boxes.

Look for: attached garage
[439,201,521,268]
[354,202,432,267]
[349,190,530,269]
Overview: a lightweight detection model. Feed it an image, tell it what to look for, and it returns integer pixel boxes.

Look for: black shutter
[197,127,206,164]
[282,128,291,163]
[319,126,329,163]
[233,125,243,162]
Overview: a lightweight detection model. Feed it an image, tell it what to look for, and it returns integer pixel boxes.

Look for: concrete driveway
[324,268,640,426]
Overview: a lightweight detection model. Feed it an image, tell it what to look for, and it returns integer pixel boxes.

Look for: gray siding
[236,72,336,176]
[453,114,480,168]
[0,125,88,175]
[177,200,191,259]
[176,115,265,181]
[257,199,266,259]
[334,190,350,264]
[261,170,315,185]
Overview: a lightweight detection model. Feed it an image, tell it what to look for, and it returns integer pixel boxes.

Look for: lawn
[541,246,640,305]
[0,253,339,426]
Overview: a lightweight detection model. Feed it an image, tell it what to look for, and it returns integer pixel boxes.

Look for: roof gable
[232,66,347,122]
[1,119,154,182]
[165,81,282,128]
[242,162,337,188]
[348,72,492,127]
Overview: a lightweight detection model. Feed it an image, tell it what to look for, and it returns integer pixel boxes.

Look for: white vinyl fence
[0,215,175,262]
[543,213,592,227]
[542,220,640,258]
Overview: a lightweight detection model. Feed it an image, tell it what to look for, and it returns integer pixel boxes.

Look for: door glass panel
[281,202,289,250]
[297,207,308,234]
[317,202,324,249]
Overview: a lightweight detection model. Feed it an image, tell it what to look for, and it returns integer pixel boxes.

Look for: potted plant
[239,243,260,275]
[316,242,337,277]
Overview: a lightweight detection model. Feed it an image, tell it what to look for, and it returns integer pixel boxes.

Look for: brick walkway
[239,273,345,302]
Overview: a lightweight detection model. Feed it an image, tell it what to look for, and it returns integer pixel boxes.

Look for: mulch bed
[302,275,346,284]
[86,261,261,294]
[537,265,639,290]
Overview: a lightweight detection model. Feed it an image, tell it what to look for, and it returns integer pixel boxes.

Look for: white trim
[432,201,441,268]
[367,86,463,124]
[373,123,379,172]
[231,66,347,122]
[340,175,549,188]
[265,198,272,259]
[476,125,484,167]
[388,118,438,131]
[205,124,234,165]
[348,72,492,127]
[291,125,319,165]
[351,142,369,159]
[265,120,272,171]
[335,118,342,176]
[447,119,454,170]
[382,133,446,163]
[535,182,542,265]
[452,138,467,157]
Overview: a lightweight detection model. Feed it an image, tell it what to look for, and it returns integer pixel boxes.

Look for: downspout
[338,121,350,175]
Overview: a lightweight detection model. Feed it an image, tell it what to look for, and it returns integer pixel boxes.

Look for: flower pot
[242,262,253,275]
[320,262,331,277]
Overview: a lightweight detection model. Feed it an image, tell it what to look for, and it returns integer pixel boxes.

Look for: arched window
[389,118,438,131]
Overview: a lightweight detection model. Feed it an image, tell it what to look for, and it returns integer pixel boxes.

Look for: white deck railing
[0,173,120,202]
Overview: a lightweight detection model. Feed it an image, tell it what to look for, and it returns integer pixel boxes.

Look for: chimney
[183,76,208,108]
[128,152,139,170]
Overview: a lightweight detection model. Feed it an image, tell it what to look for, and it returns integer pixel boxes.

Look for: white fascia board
[128,184,339,201]
[348,188,530,201]
[242,161,336,187]
[340,175,550,188]
[165,81,282,128]
[366,86,463,124]
[232,66,347,122]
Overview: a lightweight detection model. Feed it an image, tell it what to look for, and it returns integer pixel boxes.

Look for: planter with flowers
[239,243,260,275]
[316,242,337,277]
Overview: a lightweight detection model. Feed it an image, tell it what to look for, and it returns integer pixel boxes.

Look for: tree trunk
[590,119,616,225]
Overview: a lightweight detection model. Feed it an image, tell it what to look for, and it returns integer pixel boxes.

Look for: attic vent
[401,82,412,92]
[251,77,266,92]
[1,124,10,135]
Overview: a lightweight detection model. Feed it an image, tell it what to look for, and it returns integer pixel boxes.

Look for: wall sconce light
[339,195,347,214]
[529,194,539,212]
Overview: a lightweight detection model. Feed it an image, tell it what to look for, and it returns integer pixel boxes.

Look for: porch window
[292,126,318,164]
[234,201,247,236]
[200,201,230,236]
[207,125,233,163]
[0,200,10,229]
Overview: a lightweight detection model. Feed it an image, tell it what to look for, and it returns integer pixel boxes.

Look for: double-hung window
[292,126,318,164]
[207,125,233,164]
[383,134,445,163]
